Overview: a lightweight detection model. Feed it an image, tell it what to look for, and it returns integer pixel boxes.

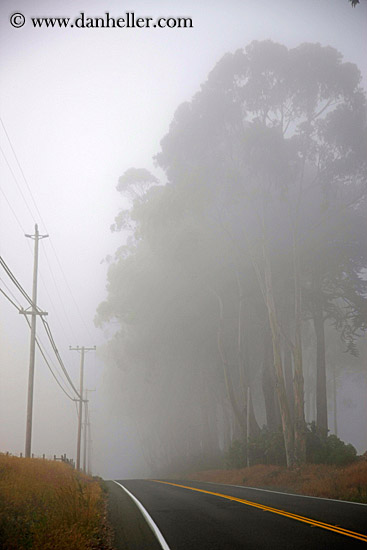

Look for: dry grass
[185,459,367,503]
[0,453,112,550]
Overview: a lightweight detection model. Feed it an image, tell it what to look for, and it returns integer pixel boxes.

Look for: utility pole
[23,224,48,458]
[69,345,96,470]
[83,388,95,474]
[246,386,250,468]
[87,404,94,475]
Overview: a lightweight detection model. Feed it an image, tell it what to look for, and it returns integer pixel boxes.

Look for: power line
[0,144,36,223]
[24,315,77,402]
[0,117,93,341]
[1,183,78,355]
[0,255,34,308]
[0,151,77,344]
[0,285,76,401]
[41,318,81,399]
[0,276,22,308]
[0,255,81,399]
[0,184,27,235]
[41,245,77,341]
[0,286,22,311]
[0,117,43,225]
[47,244,94,342]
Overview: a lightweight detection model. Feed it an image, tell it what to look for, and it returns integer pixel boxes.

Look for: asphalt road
[107,479,367,549]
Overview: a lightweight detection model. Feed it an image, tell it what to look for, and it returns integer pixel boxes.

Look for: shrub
[225,424,357,469]
[306,422,357,466]
[225,427,286,469]
[224,440,247,469]
[248,427,286,466]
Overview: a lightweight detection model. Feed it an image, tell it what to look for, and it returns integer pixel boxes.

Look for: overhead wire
[41,245,77,341]
[40,317,81,399]
[0,284,77,401]
[0,256,81,399]
[0,144,36,222]
[23,315,77,402]
[0,179,76,343]
[0,116,93,342]
[0,286,22,311]
[0,123,89,351]
[0,255,34,308]
[0,184,28,235]
[0,275,22,308]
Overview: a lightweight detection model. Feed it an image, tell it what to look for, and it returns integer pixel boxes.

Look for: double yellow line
[152,480,367,543]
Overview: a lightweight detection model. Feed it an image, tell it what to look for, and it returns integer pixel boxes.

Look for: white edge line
[112,480,171,550]
[188,480,367,507]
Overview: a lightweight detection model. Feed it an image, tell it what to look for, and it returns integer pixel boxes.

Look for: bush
[224,424,357,469]
[224,440,247,469]
[248,427,287,466]
[225,427,286,469]
[306,423,357,466]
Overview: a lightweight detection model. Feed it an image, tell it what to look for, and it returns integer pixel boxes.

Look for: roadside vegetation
[224,424,358,469]
[184,459,367,504]
[179,427,367,504]
[0,453,112,550]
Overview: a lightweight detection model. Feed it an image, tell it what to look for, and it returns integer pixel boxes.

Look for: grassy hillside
[184,460,367,503]
[0,454,112,550]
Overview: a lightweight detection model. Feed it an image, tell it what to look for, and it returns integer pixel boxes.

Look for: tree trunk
[333,365,338,436]
[283,342,294,422]
[292,233,306,463]
[313,299,328,435]
[262,326,281,430]
[221,398,231,450]
[245,196,295,466]
[214,292,247,437]
[262,238,295,467]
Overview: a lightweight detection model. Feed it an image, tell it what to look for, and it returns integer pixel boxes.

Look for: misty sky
[0,0,366,479]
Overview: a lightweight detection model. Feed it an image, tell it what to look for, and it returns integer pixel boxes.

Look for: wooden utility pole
[246,385,250,467]
[23,224,48,458]
[69,345,95,470]
[83,388,95,473]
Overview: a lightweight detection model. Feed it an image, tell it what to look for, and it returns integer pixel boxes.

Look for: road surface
[106,479,367,549]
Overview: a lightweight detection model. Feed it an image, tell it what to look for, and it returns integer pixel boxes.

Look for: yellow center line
[151,480,367,543]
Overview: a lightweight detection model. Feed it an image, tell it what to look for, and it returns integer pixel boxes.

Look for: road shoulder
[105,480,163,550]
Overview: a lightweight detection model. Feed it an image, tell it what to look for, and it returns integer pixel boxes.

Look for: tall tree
[97,41,366,472]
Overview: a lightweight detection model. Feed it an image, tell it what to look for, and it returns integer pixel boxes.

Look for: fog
[0,0,366,479]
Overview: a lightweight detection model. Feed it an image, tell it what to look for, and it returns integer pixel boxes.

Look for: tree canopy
[96,41,367,473]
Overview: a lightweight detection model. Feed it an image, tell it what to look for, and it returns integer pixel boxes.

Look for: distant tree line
[96,41,367,473]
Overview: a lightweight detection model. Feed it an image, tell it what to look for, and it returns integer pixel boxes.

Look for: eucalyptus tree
[98,41,366,471]
[156,40,366,465]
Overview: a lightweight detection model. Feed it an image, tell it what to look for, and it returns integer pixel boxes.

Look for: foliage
[306,422,357,466]
[225,424,357,470]
[187,460,367,503]
[224,440,247,469]
[249,428,287,466]
[0,454,111,550]
[97,39,367,474]
[225,428,287,469]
